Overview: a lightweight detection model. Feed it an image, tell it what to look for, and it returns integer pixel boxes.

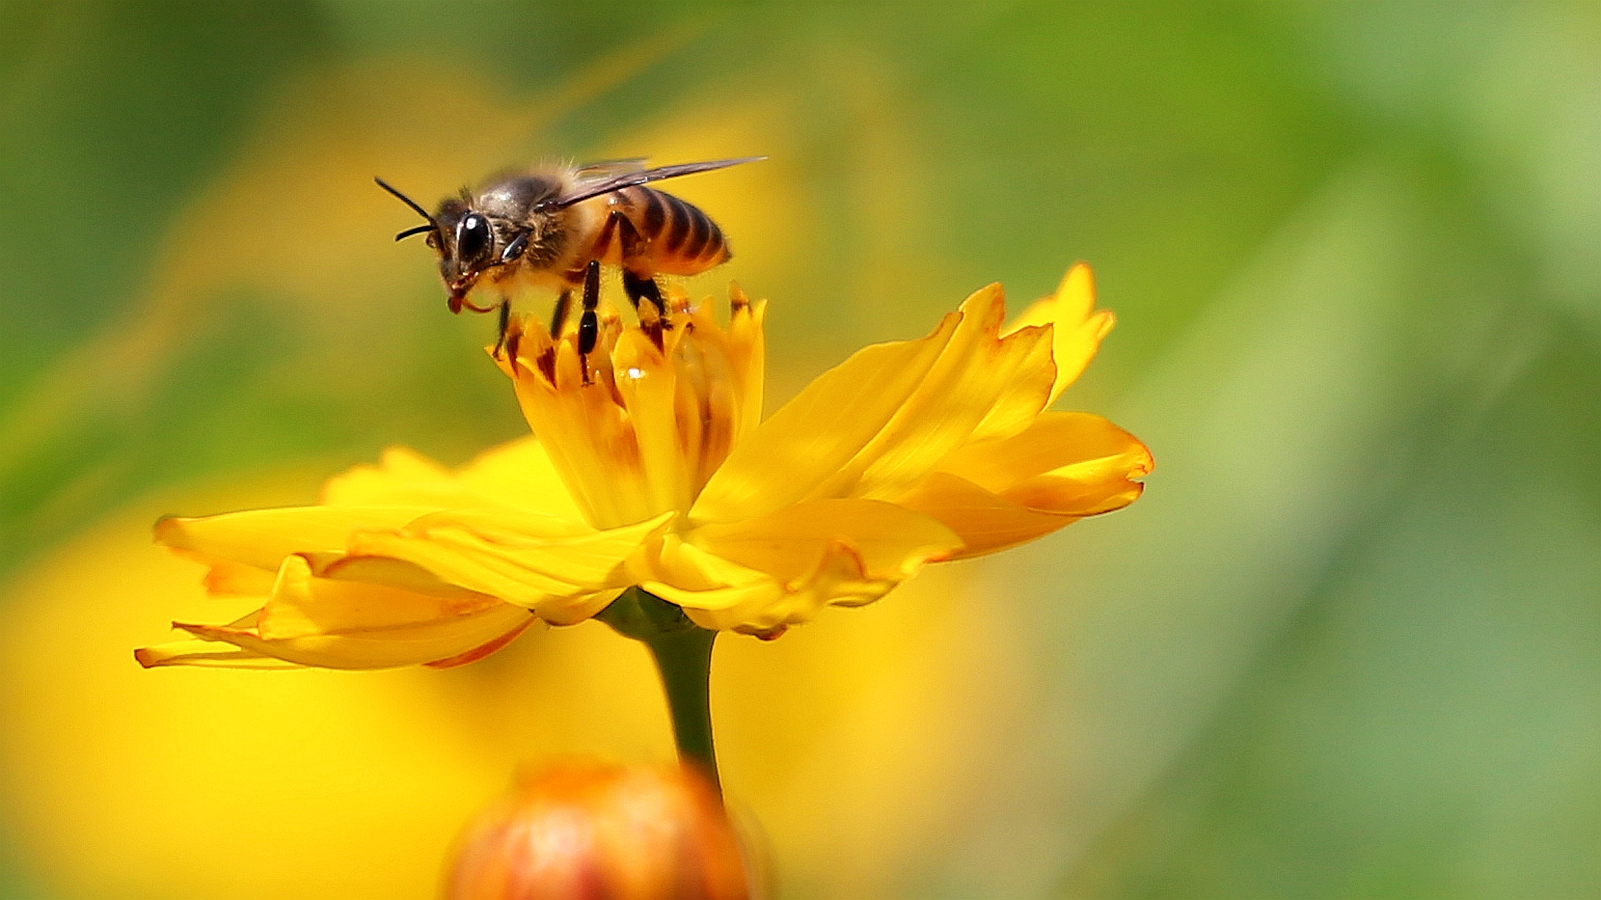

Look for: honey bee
[375,157,761,367]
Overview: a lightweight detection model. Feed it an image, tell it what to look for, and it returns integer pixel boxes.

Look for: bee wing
[554,157,765,209]
[573,158,651,180]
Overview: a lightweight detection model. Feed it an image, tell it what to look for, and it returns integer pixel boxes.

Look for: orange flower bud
[443,761,751,900]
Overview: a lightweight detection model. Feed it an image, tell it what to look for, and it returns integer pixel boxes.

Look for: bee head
[376,177,515,313]
[430,198,499,304]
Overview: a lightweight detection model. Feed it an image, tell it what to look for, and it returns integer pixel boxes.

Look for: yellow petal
[419,620,536,669]
[695,284,1062,521]
[936,410,1152,494]
[155,506,437,573]
[1006,263,1116,403]
[966,322,1057,445]
[318,447,464,506]
[612,328,694,515]
[172,552,278,596]
[646,539,909,635]
[890,473,1091,559]
[348,510,675,623]
[503,326,655,529]
[624,533,761,601]
[321,439,590,524]
[811,284,1055,502]
[251,557,483,641]
[167,442,591,591]
[642,500,959,633]
[300,553,483,599]
[726,291,767,440]
[453,437,587,523]
[135,556,535,670]
[670,302,744,494]
[894,411,1152,558]
[687,498,961,582]
[690,309,962,524]
[133,639,292,669]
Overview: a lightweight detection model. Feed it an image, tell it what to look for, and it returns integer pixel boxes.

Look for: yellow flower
[137,264,1150,666]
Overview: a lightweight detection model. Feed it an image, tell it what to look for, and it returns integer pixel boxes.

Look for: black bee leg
[614,212,667,319]
[612,213,668,348]
[621,269,665,316]
[550,289,572,337]
[492,300,511,358]
[622,269,668,349]
[578,259,601,384]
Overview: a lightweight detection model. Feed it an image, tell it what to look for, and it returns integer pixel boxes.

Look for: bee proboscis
[376,157,761,372]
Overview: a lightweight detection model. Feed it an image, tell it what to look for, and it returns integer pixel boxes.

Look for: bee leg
[623,269,668,349]
[492,300,511,358]
[550,288,572,337]
[621,268,665,314]
[578,259,601,385]
[609,211,660,314]
[613,212,669,346]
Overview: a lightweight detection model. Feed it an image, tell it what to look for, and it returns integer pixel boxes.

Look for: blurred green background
[2,1,1598,898]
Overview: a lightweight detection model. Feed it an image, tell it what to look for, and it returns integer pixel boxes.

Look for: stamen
[638,301,666,351]
[666,286,693,316]
[536,346,558,385]
[499,283,757,527]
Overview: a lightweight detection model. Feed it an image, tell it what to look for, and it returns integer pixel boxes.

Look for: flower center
[496,286,766,531]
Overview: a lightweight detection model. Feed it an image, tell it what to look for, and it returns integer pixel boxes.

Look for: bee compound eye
[457,213,492,264]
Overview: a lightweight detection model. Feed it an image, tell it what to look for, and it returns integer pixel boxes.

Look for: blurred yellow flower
[137,264,1149,666]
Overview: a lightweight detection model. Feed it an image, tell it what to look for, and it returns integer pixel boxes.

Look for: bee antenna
[374,177,438,227]
[394,224,434,242]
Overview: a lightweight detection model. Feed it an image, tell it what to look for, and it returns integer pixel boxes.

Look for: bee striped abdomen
[618,186,729,275]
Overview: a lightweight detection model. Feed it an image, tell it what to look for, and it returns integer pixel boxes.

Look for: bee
[375,157,761,369]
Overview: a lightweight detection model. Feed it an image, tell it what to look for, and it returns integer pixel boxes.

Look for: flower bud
[443,760,750,900]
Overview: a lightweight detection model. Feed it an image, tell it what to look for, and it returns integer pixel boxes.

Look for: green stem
[595,587,722,794]
[643,625,719,791]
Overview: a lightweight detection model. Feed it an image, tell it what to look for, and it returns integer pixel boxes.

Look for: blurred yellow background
[3,2,1599,897]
